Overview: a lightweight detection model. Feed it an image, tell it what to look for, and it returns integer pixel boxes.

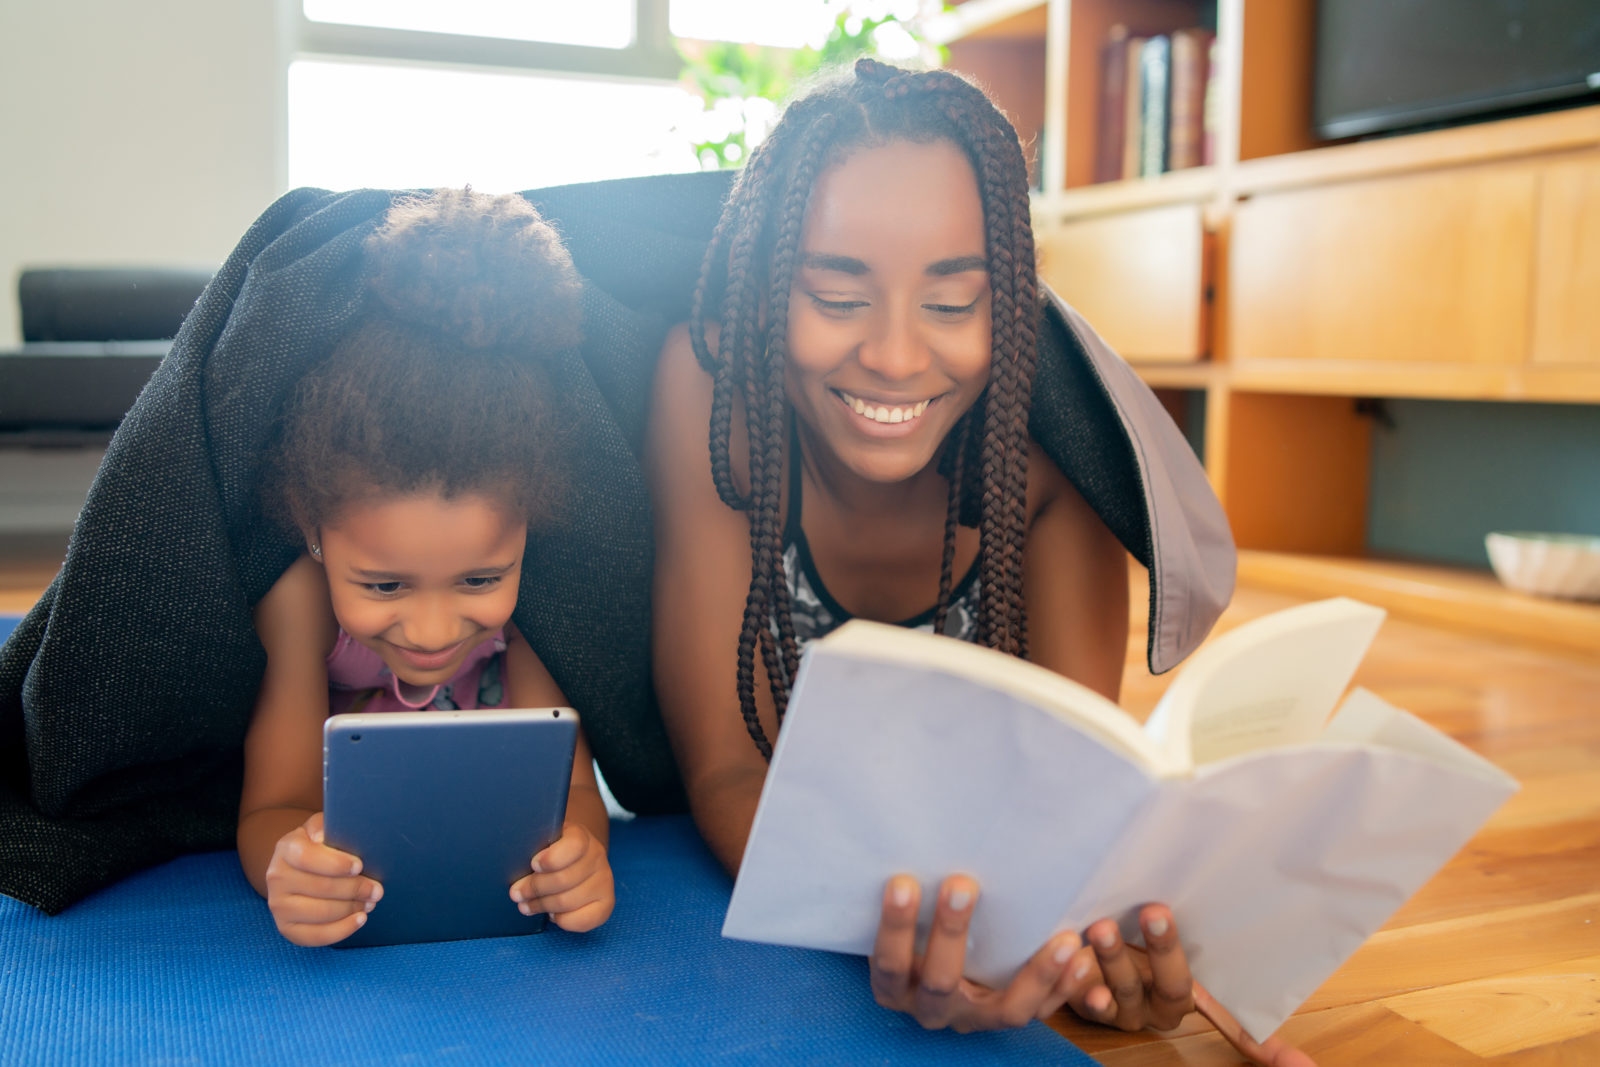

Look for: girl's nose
[401,604,459,651]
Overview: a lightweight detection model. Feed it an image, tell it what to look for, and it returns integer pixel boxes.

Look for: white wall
[0,0,288,345]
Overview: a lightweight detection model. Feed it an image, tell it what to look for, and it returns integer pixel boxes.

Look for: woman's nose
[855,311,929,380]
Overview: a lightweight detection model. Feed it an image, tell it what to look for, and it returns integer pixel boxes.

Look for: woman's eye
[924,298,980,317]
[808,294,868,315]
[461,575,502,590]
[365,581,404,596]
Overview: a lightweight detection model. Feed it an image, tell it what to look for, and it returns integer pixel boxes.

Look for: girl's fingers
[277,892,375,927]
[1087,918,1148,1031]
[530,824,594,875]
[278,908,370,948]
[279,832,364,879]
[868,876,921,1008]
[546,897,614,933]
[913,876,978,1029]
[516,870,613,919]
[1139,905,1195,1030]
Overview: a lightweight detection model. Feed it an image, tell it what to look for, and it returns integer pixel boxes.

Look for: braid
[695,58,1041,758]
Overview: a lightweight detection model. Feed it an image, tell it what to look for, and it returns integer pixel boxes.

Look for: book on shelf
[1167,27,1214,171]
[721,598,1519,1041]
[1120,31,1149,180]
[1138,34,1170,178]
[1093,23,1130,184]
[1201,32,1219,166]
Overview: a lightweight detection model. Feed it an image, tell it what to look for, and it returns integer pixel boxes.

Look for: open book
[721,598,1518,1040]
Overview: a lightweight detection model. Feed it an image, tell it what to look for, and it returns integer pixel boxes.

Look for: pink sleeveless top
[325,629,508,715]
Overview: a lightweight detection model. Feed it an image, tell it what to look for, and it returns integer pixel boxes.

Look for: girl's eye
[365,581,404,596]
[808,294,868,315]
[924,298,981,317]
[462,575,502,590]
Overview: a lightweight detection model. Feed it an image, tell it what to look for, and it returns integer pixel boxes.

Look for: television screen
[1314,0,1600,139]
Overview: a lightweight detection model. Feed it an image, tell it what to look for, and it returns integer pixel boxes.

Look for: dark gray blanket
[0,170,1228,914]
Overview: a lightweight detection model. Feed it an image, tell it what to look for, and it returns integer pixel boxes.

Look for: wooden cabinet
[935,0,1600,642]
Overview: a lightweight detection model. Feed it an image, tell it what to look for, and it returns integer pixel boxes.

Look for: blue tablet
[322,708,578,948]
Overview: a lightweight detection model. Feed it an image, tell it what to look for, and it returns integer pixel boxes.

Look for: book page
[1142,598,1386,771]
[820,621,1163,772]
[723,629,1160,989]
[1060,734,1517,1040]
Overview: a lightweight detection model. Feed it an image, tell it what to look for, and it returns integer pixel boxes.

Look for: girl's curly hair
[273,187,583,534]
[691,59,1040,759]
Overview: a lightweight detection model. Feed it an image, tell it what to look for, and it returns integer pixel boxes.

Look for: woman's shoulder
[1025,436,1099,529]
[650,320,750,501]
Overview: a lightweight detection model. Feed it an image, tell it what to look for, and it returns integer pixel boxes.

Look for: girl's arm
[503,623,613,931]
[239,555,380,946]
[645,323,779,875]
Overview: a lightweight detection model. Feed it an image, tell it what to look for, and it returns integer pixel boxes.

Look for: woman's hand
[509,820,615,932]
[1079,908,1318,1067]
[263,812,383,947]
[868,875,1105,1033]
[870,876,1318,1066]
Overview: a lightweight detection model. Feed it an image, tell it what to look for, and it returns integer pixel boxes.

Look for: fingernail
[510,888,523,904]
[354,912,367,927]
[531,859,544,874]
[890,882,912,908]
[363,901,374,913]
[518,902,533,916]
[311,828,325,844]
[349,861,362,876]
[1094,927,1117,950]
[1147,915,1169,937]
[1054,941,1076,965]
[948,888,972,911]
[366,884,382,903]
[1074,963,1090,982]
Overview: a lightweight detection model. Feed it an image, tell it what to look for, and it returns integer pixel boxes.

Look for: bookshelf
[934,0,1600,649]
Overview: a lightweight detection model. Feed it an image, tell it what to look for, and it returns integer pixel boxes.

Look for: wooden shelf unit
[937,0,1600,643]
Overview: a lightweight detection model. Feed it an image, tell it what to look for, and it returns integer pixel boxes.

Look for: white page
[1059,696,1518,1040]
[723,642,1158,988]
[1143,598,1386,769]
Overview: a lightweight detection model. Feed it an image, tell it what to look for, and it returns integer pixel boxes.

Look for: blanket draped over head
[0,171,1234,914]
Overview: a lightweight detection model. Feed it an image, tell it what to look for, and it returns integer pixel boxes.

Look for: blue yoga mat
[0,610,1091,1065]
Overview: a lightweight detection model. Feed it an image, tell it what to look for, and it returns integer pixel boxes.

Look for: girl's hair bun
[364,186,583,353]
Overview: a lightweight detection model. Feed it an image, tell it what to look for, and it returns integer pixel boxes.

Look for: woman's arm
[503,622,613,931]
[1020,440,1130,702]
[645,323,779,875]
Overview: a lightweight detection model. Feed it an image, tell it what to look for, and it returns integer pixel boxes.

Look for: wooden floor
[3,551,1596,1064]
[1050,569,1600,1065]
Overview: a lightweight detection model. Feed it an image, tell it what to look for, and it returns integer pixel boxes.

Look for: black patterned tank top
[778,436,982,651]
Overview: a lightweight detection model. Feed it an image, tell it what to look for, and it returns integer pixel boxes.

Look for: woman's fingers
[1086,917,1150,1030]
[913,876,979,1029]
[868,875,921,1008]
[992,930,1082,1028]
[1139,905,1195,1030]
[1194,983,1321,1067]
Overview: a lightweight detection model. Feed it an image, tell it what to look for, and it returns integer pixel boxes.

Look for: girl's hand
[263,812,383,947]
[509,821,614,932]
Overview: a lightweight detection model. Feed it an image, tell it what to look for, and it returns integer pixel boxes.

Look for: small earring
[309,543,322,560]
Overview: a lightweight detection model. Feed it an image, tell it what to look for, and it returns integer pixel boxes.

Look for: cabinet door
[1531,153,1600,366]
[1037,203,1208,363]
[1228,163,1538,367]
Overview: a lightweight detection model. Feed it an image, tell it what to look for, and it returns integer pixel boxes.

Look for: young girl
[238,188,614,947]
[648,60,1308,1064]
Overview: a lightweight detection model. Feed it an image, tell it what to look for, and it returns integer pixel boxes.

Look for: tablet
[322,707,578,948]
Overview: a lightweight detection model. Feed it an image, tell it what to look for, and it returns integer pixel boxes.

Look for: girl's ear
[303,527,323,563]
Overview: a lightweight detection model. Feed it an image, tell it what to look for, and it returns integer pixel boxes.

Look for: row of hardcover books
[1094,24,1217,184]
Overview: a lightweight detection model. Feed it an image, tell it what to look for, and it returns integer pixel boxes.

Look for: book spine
[1139,34,1170,178]
[1093,24,1130,184]
[1167,28,1213,171]
[1202,35,1220,167]
[1121,36,1148,181]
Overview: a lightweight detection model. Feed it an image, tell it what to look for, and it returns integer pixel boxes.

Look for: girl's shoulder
[254,554,339,661]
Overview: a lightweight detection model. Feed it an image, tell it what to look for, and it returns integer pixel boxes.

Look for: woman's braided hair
[690,58,1040,759]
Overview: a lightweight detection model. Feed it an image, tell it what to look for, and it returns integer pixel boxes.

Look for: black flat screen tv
[1313,0,1600,139]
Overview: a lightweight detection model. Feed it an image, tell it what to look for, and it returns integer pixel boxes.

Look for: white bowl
[1485,531,1600,601]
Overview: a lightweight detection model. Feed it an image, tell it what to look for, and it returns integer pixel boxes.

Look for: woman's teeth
[838,392,931,425]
